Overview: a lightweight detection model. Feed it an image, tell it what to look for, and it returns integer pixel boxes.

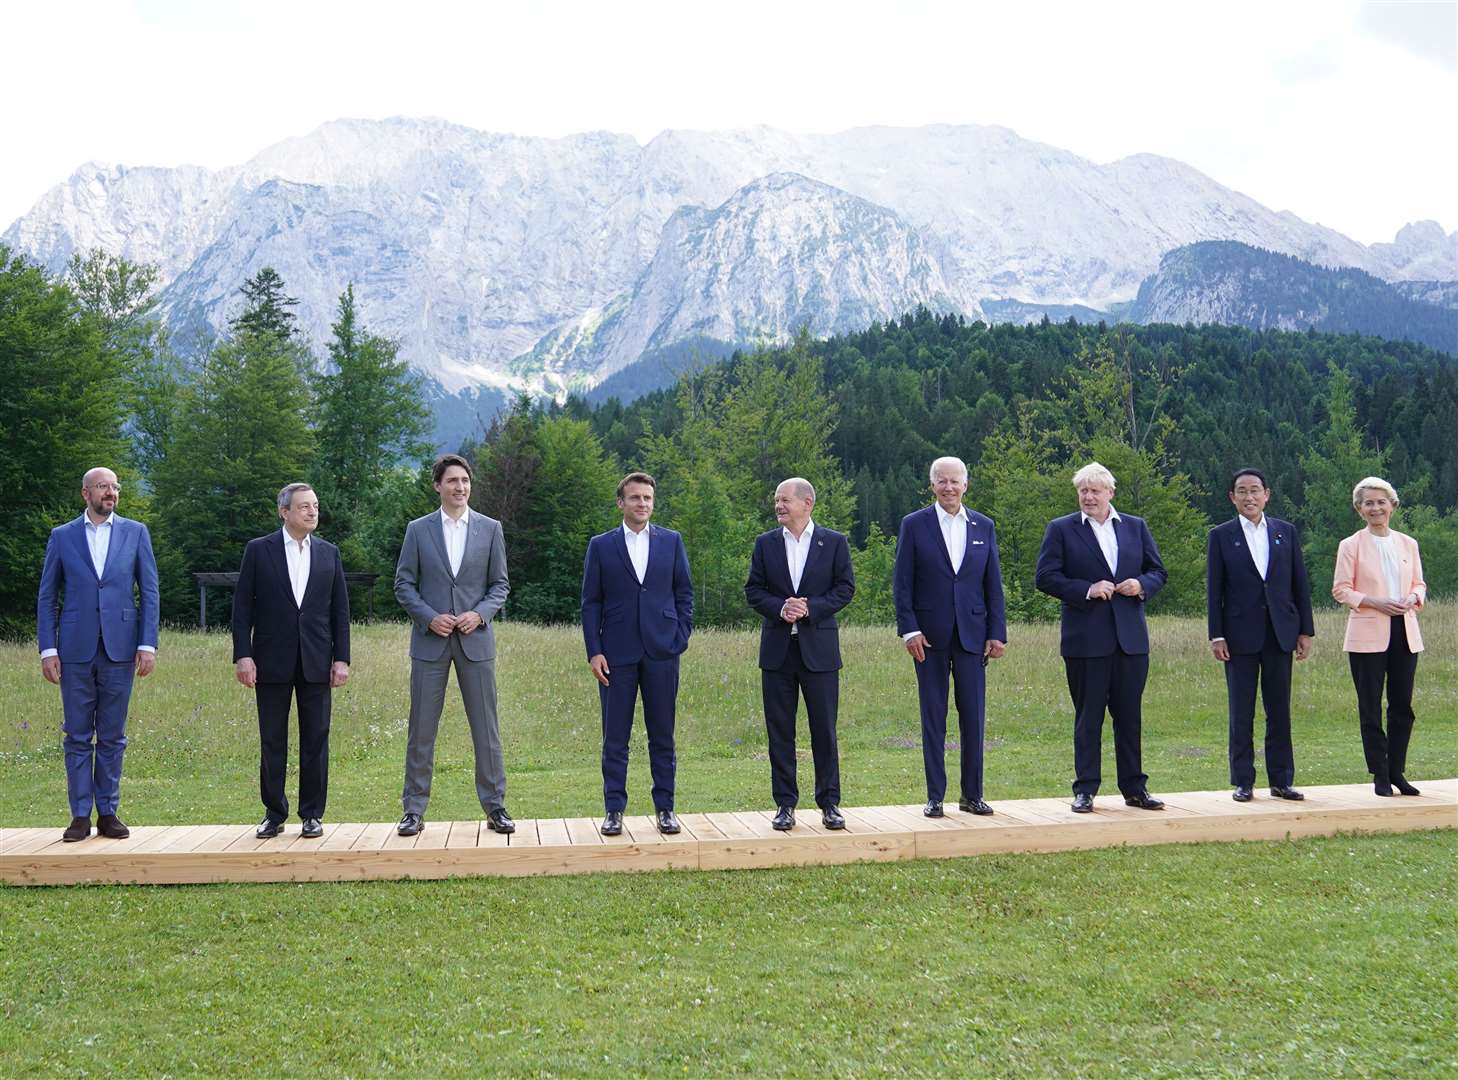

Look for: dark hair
[616,471,656,499]
[432,453,473,484]
[1228,468,1268,492]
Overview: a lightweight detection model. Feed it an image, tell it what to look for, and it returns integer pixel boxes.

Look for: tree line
[3,251,1453,637]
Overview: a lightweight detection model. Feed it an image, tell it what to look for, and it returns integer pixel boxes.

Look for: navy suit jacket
[1035,511,1167,657]
[37,513,160,663]
[893,505,1008,652]
[232,531,351,684]
[745,525,855,672]
[1206,515,1315,654]
[581,525,694,665]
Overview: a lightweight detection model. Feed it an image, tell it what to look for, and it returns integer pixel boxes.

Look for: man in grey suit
[394,453,513,836]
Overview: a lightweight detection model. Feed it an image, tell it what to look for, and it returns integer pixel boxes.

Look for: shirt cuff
[901,630,922,642]
[40,648,58,659]
[137,645,157,654]
[1209,638,1225,644]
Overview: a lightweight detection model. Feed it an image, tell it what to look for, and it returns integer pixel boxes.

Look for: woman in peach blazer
[1332,476,1426,797]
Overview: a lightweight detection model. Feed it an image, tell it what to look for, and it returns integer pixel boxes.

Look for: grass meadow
[2,605,1455,1076]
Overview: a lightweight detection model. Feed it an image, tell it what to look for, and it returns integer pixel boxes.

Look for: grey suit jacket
[394,509,510,661]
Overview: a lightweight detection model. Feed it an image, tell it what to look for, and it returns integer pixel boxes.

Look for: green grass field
[3,607,1455,1076]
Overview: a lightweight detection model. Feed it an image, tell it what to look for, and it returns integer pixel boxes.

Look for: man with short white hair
[1036,461,1168,813]
[37,467,160,842]
[893,456,1007,817]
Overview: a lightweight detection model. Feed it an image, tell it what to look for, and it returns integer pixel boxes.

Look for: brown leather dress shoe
[96,814,130,839]
[62,816,91,842]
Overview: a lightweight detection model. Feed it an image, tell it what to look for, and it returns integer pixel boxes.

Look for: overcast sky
[4,0,1454,244]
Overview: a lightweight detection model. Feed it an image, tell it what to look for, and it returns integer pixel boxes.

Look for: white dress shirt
[1082,508,1121,576]
[937,504,968,572]
[623,522,649,583]
[1371,532,1403,599]
[440,508,469,577]
[281,529,312,608]
[86,511,114,578]
[782,520,815,635]
[1241,513,1270,580]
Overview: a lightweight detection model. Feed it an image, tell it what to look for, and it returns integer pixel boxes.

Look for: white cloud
[2,0,1452,245]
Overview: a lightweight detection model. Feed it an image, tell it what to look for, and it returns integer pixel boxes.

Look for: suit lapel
[644,525,667,583]
[1266,518,1286,580]
[796,528,824,591]
[426,510,454,581]
[613,526,636,581]
[98,517,122,582]
[302,539,328,608]
[925,507,956,576]
[70,516,97,579]
[1075,515,1108,572]
[269,531,295,606]
[1112,516,1137,580]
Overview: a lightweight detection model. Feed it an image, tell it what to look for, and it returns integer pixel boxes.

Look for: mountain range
[5,117,1454,409]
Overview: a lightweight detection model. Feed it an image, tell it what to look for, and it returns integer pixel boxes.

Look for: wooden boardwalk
[3,779,1453,886]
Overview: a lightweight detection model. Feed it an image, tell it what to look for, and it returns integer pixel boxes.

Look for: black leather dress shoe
[923,801,944,818]
[600,810,623,836]
[821,806,846,830]
[397,812,424,836]
[656,809,681,834]
[96,814,130,839]
[1071,793,1095,813]
[1269,785,1304,801]
[301,817,323,838]
[62,816,91,843]
[772,806,795,830]
[486,807,515,834]
[1233,786,1253,802]
[256,817,284,839]
[1391,776,1421,796]
[1374,780,1394,796]
[1123,790,1165,810]
[958,799,994,816]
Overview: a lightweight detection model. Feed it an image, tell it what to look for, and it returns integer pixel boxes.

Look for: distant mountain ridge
[1125,241,1457,355]
[5,117,1454,401]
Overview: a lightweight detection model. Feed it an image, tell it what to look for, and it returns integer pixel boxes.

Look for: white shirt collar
[622,521,649,540]
[936,504,968,524]
[440,507,469,528]
[1239,514,1267,532]
[84,512,115,529]
[782,519,816,544]
[1081,507,1121,527]
[281,528,312,547]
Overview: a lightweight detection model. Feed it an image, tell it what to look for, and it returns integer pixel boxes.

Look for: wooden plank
[564,817,603,845]
[445,820,480,849]
[316,822,368,852]
[703,812,758,839]
[2,781,1453,886]
[622,815,667,843]
[381,826,420,850]
[478,820,510,848]
[675,813,726,841]
[413,822,449,850]
[350,823,394,851]
[508,819,542,847]
[192,824,256,852]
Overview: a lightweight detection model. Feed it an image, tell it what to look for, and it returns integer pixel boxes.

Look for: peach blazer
[1332,528,1426,653]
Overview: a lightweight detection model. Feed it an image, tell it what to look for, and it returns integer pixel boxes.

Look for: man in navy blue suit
[745,478,856,830]
[1207,468,1314,802]
[581,472,694,836]
[893,456,1007,817]
[37,466,159,842]
[233,483,351,839]
[1035,461,1168,813]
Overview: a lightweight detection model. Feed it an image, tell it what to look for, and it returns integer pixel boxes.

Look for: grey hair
[1352,476,1398,508]
[778,477,816,502]
[1072,461,1116,491]
[277,482,316,511]
[929,456,968,485]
